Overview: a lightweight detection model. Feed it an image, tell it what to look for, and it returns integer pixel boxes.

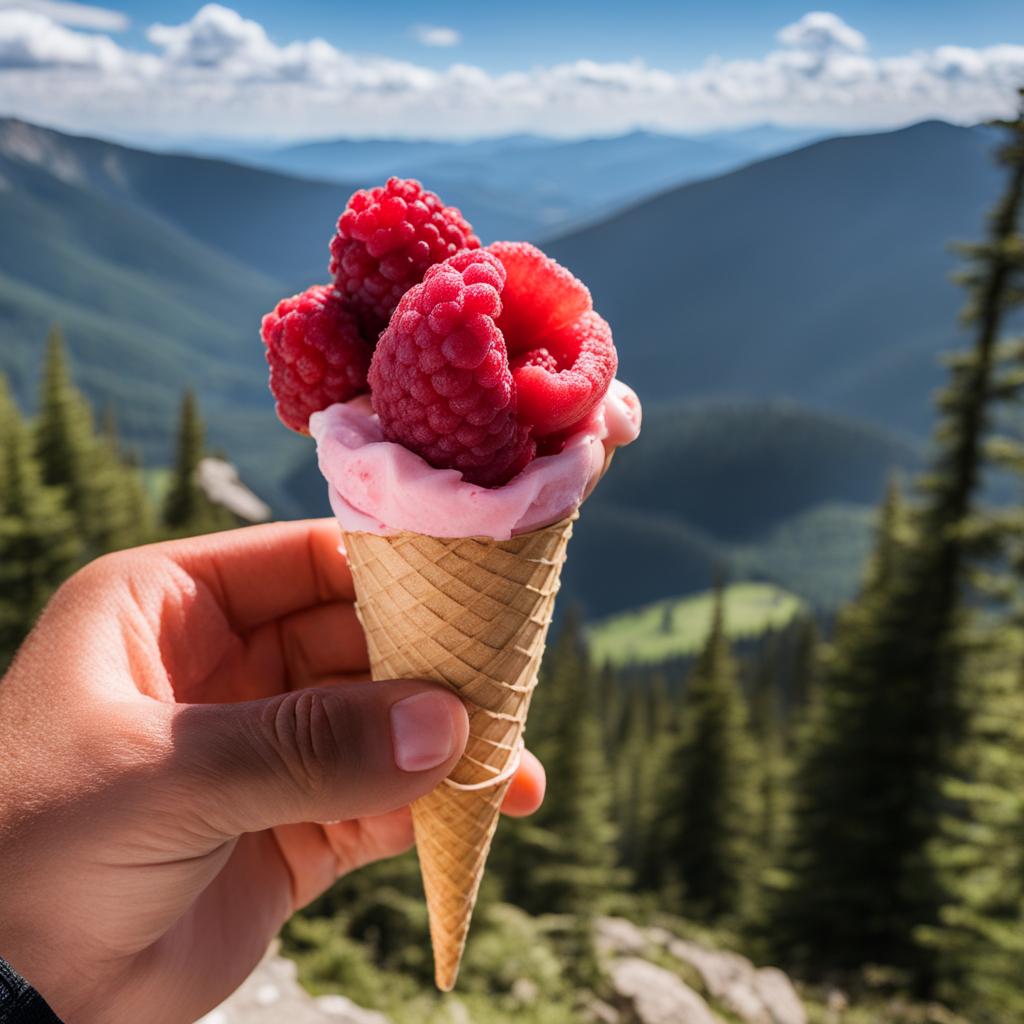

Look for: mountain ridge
[546,118,999,436]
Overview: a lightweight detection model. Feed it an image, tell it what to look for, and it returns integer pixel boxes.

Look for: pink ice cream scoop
[310,378,641,540]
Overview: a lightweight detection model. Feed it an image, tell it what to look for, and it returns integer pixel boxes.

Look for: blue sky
[0,1,1022,140]
[108,0,1024,69]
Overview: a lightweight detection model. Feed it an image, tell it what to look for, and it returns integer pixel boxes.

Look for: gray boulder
[665,939,805,1024]
[595,916,652,957]
[609,957,719,1024]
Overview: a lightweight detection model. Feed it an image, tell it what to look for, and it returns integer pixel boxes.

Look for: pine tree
[616,677,670,892]
[750,646,786,865]
[784,616,820,731]
[531,613,621,916]
[922,641,1024,1023]
[34,327,92,524]
[921,97,1024,1022]
[773,97,1024,982]
[660,583,758,922]
[33,328,145,554]
[162,390,232,535]
[0,376,81,667]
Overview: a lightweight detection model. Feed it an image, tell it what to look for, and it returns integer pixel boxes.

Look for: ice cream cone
[341,513,576,990]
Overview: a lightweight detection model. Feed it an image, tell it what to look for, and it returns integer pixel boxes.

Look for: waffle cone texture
[341,513,576,990]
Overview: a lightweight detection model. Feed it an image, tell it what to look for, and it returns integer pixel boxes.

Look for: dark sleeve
[0,958,62,1024]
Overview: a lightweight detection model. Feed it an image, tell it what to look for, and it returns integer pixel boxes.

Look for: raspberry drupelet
[329,177,480,342]
[261,285,372,434]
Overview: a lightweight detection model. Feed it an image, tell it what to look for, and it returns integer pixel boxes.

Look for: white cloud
[0,0,127,32]
[412,24,461,48]
[0,5,1020,140]
[0,7,124,67]
[777,11,866,55]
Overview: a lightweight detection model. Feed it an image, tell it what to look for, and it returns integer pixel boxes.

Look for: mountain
[241,129,795,237]
[0,118,317,503]
[546,119,1002,436]
[0,118,360,287]
[0,116,993,606]
[692,122,832,156]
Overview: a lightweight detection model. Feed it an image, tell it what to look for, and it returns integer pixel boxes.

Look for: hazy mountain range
[223,124,827,238]
[0,116,996,613]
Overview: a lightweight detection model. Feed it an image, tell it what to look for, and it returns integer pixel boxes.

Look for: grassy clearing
[587,582,805,667]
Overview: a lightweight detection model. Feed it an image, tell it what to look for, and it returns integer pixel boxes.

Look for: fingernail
[390,692,458,772]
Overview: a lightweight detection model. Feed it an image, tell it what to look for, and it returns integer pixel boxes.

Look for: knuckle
[261,689,344,789]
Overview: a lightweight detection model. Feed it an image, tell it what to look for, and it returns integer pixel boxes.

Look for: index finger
[169,518,354,630]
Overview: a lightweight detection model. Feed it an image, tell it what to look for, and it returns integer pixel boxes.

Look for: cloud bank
[0,4,1020,139]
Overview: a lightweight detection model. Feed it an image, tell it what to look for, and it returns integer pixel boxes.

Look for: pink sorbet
[309,378,641,540]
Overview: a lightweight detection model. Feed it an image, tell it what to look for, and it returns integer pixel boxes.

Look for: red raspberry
[261,285,372,434]
[491,242,617,438]
[368,250,534,488]
[329,177,480,341]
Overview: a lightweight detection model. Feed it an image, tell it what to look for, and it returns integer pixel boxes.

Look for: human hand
[0,520,545,1023]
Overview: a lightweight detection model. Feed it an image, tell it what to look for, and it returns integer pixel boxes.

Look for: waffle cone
[341,513,576,990]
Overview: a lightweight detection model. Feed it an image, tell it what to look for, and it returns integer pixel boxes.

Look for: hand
[0,520,545,1024]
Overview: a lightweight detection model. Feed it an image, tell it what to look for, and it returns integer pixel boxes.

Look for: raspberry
[261,285,372,434]
[368,250,535,488]
[490,242,617,438]
[329,177,480,341]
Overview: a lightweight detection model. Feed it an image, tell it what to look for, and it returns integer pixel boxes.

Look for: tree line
[0,329,235,668]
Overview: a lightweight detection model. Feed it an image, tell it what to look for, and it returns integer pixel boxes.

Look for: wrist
[0,954,63,1023]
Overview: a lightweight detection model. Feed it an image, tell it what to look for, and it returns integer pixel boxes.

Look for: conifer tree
[922,643,1024,1023]
[788,616,820,719]
[660,583,758,922]
[616,678,669,891]
[33,328,144,554]
[750,648,786,865]
[0,376,81,667]
[35,327,92,523]
[921,97,1024,1021]
[773,96,1024,981]
[531,613,621,916]
[162,390,233,535]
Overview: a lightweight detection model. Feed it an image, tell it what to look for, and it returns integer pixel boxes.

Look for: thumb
[164,681,469,837]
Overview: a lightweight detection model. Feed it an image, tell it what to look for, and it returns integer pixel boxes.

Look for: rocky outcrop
[201,919,805,1024]
[609,958,719,1024]
[596,917,806,1024]
[665,939,805,1024]
[196,951,389,1024]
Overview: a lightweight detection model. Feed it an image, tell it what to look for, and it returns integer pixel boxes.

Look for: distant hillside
[547,120,1001,436]
[0,119,365,287]
[592,399,921,542]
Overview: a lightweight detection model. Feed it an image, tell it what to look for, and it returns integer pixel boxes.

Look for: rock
[595,916,652,957]
[664,939,806,1024]
[196,950,390,1024]
[753,967,807,1024]
[196,457,271,523]
[609,957,719,1024]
